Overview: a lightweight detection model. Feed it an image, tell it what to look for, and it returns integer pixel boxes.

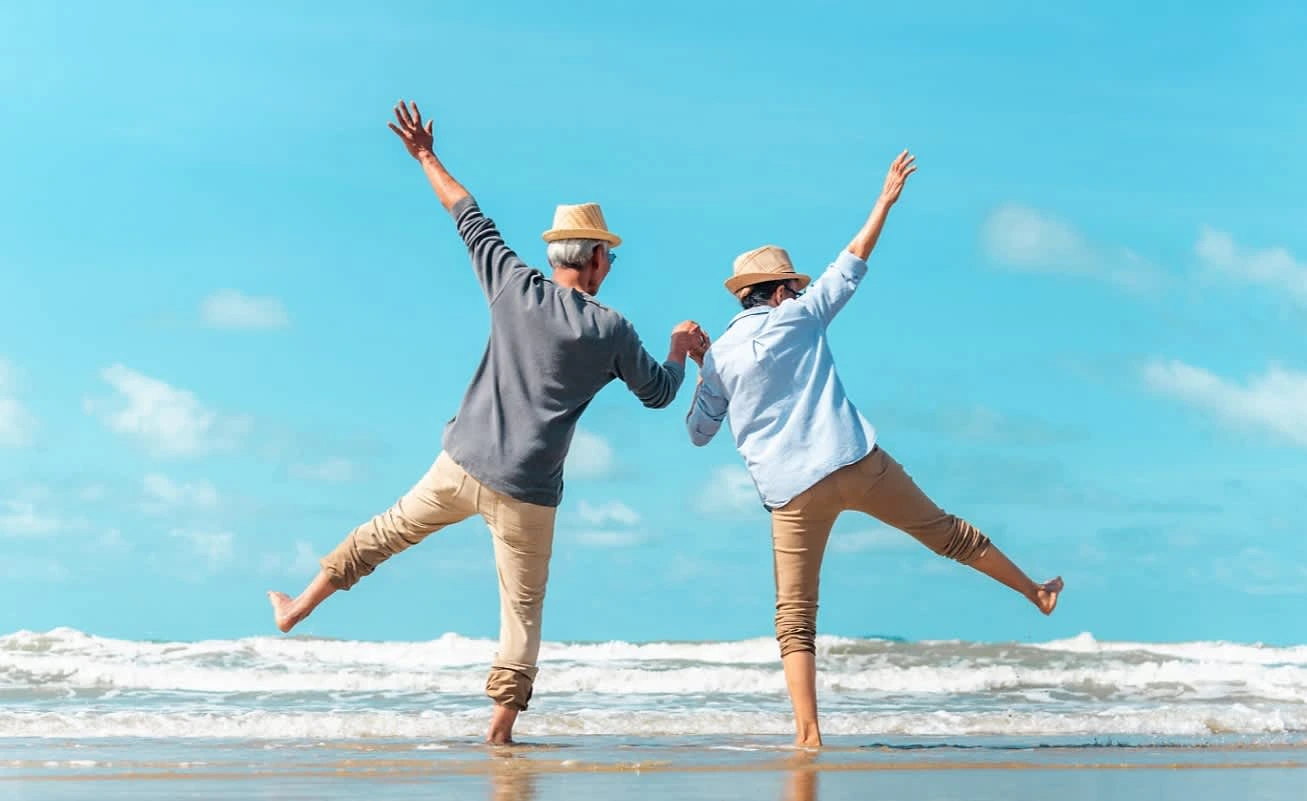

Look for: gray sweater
[440,196,686,507]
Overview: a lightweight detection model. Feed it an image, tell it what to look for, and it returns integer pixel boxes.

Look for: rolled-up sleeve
[612,321,686,409]
[686,368,728,446]
[797,250,868,326]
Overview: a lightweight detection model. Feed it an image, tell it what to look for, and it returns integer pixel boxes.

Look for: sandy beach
[4,736,1307,801]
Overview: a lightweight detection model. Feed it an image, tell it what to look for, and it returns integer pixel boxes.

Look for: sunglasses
[607,248,618,266]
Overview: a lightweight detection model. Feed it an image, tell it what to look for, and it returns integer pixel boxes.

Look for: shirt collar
[725,306,772,331]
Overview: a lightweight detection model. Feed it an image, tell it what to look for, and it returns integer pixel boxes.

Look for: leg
[844,448,1063,614]
[771,479,841,747]
[480,487,557,745]
[268,452,477,632]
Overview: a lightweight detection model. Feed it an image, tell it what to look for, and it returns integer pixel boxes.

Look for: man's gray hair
[546,238,606,270]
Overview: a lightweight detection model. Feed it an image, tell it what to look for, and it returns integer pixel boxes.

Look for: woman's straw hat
[541,202,622,247]
[724,245,811,297]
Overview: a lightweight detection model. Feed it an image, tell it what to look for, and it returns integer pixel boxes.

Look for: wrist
[417,149,439,166]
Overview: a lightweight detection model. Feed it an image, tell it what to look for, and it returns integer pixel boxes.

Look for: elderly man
[269,100,704,744]
[685,150,1063,747]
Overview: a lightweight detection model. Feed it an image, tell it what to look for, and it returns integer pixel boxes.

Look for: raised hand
[879,150,917,206]
[388,99,435,160]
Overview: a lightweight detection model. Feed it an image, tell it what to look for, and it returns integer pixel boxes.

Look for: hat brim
[724,272,811,296]
[542,228,622,247]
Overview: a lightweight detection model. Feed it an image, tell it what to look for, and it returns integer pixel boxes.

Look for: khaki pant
[320,452,556,711]
[771,446,991,657]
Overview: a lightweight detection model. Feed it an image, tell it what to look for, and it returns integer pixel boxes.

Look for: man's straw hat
[724,245,811,298]
[541,202,622,247]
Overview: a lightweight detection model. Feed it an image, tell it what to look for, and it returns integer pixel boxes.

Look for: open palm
[387,100,434,160]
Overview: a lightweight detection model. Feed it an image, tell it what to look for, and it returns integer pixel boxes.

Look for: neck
[552,268,590,294]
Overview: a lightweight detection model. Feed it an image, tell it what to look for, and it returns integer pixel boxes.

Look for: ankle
[795,721,822,747]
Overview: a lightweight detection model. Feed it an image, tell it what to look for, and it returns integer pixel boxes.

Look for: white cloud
[0,500,63,537]
[567,428,614,479]
[0,556,69,582]
[577,500,640,527]
[1195,227,1307,306]
[981,204,1160,291]
[170,529,234,571]
[830,525,914,553]
[0,357,36,447]
[85,364,251,457]
[261,540,320,576]
[201,290,290,330]
[575,529,644,547]
[694,465,761,516]
[1143,361,1307,447]
[1210,547,1307,596]
[291,458,359,483]
[142,473,220,511]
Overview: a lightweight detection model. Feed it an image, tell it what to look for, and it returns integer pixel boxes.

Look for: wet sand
[3,736,1305,800]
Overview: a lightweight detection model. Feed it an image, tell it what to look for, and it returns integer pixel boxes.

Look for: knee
[933,517,991,564]
[486,667,535,711]
[775,601,818,658]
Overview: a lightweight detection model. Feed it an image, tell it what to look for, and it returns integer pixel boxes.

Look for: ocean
[2,627,1305,742]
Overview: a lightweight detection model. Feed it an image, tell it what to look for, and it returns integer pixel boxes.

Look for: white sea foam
[2,628,1304,739]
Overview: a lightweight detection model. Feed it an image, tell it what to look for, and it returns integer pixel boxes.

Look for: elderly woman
[685,150,1063,747]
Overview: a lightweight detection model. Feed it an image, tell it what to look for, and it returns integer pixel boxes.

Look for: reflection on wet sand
[489,748,538,801]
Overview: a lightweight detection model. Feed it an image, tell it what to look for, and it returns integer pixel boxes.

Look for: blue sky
[2,0,1305,647]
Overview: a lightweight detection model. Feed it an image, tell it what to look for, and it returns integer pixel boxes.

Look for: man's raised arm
[798,150,917,326]
[388,100,523,303]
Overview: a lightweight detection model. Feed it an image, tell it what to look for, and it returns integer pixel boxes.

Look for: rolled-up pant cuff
[485,667,535,711]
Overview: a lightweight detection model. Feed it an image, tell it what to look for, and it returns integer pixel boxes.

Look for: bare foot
[1031,577,1063,615]
[267,591,302,633]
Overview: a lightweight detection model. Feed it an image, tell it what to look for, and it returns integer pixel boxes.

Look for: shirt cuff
[450,194,478,221]
[834,249,869,279]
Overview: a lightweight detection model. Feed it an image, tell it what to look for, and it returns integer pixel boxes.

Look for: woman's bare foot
[1031,577,1063,615]
[267,591,303,633]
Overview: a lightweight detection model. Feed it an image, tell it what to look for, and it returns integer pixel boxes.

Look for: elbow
[689,431,710,447]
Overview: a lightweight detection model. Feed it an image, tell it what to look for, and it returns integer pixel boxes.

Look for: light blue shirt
[686,250,878,510]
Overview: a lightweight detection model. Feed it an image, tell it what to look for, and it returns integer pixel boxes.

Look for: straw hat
[724,245,811,297]
[541,202,622,247]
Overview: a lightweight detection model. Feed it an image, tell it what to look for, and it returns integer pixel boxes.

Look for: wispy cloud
[1210,547,1307,596]
[567,428,614,479]
[260,540,320,577]
[291,458,359,483]
[575,529,644,547]
[0,357,36,447]
[1195,227,1307,307]
[85,365,251,457]
[142,473,220,512]
[169,529,234,571]
[1142,361,1307,447]
[694,465,762,517]
[201,290,290,330]
[577,500,640,527]
[981,204,1161,291]
[830,524,914,553]
[0,499,64,537]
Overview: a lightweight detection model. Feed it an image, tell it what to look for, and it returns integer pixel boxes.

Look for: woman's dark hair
[740,279,788,309]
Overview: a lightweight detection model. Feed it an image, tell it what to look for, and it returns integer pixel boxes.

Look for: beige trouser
[771,446,991,657]
[319,451,556,711]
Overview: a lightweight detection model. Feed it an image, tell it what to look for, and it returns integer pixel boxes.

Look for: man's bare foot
[1031,577,1063,615]
[267,591,303,633]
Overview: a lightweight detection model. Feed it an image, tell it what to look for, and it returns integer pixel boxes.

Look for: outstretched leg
[771,479,841,748]
[268,452,477,633]
[843,447,1063,614]
[480,487,557,745]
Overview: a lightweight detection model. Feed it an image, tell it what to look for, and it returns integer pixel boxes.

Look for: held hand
[670,321,709,364]
[387,99,435,160]
[879,149,917,206]
[688,328,711,367]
